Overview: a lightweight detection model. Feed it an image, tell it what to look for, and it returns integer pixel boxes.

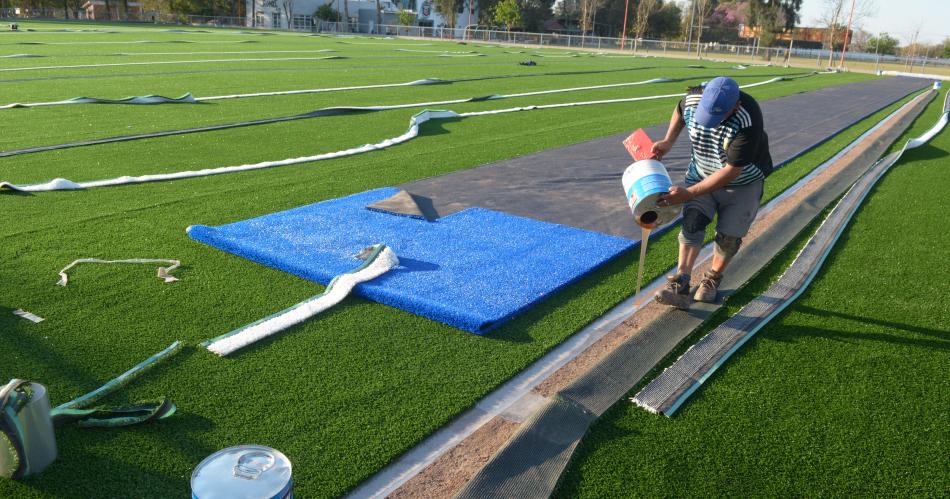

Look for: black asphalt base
[396,76,928,240]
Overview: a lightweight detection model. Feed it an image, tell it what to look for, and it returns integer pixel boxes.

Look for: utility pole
[621,0,630,50]
[837,0,856,68]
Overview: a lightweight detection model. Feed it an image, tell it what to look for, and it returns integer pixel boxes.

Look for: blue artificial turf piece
[187,188,635,334]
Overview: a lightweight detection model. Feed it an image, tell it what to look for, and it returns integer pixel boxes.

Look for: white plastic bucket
[621,159,680,228]
[191,445,293,499]
[934,81,942,90]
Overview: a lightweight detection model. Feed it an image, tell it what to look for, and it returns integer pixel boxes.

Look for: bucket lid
[191,445,291,499]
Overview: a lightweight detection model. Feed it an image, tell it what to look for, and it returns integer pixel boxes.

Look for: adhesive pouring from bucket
[622,128,680,294]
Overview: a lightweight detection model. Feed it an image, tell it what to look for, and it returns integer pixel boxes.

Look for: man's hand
[651,139,674,160]
[658,185,692,207]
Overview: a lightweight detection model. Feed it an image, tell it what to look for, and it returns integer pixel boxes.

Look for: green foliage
[519,0,555,32]
[866,33,899,56]
[398,8,417,25]
[492,0,521,30]
[748,0,801,50]
[647,1,681,39]
[432,0,462,27]
[314,3,341,21]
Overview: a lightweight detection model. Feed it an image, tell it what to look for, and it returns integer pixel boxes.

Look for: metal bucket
[621,159,680,228]
[0,381,58,479]
[191,445,292,499]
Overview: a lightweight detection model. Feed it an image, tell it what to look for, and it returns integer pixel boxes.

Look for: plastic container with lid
[191,445,292,499]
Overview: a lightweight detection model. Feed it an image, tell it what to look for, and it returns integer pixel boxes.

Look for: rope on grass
[56,258,182,286]
[0,75,805,192]
[632,89,950,417]
[199,244,399,356]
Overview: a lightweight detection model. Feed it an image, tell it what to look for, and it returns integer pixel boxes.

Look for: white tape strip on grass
[0,76,792,192]
[4,40,257,45]
[13,309,44,323]
[632,90,950,417]
[0,56,343,72]
[108,49,337,56]
[56,258,181,286]
[1,76,672,109]
[198,78,448,101]
[395,49,478,54]
[200,244,398,356]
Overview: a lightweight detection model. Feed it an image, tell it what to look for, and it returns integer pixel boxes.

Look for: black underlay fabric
[394,76,928,240]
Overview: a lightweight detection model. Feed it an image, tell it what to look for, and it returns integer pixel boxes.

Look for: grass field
[0,21,930,498]
[555,89,950,497]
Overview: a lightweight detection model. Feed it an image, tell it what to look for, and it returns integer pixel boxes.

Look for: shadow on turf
[1,305,102,389]
[22,410,215,497]
[899,142,949,162]
[793,304,950,343]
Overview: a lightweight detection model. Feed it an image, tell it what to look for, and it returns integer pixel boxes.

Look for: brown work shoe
[694,269,723,303]
[655,273,692,310]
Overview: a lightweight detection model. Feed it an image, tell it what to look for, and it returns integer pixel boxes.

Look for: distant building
[246,0,476,32]
[738,25,852,49]
[81,0,143,20]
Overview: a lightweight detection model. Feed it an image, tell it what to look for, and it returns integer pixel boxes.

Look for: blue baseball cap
[695,77,739,127]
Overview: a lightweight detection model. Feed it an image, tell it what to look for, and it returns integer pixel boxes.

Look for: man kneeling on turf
[650,76,772,308]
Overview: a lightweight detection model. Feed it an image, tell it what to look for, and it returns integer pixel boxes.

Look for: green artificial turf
[554,89,950,497]
[0,21,926,498]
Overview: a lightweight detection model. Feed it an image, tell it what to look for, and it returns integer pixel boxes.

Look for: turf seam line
[0,75,805,192]
[346,84,918,499]
[449,85,935,499]
[0,55,345,72]
[632,89,950,416]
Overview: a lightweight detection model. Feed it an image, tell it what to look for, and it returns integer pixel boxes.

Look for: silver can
[191,445,292,499]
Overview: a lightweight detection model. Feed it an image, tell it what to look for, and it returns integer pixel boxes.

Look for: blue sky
[798,0,949,44]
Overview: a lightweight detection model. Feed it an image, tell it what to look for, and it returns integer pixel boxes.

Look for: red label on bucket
[623,129,657,162]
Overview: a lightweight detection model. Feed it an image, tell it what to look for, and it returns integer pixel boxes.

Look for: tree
[943,37,950,59]
[315,3,341,20]
[282,0,294,28]
[866,33,898,56]
[818,0,873,66]
[375,0,382,32]
[398,8,416,25]
[646,1,681,39]
[747,0,801,59]
[631,0,658,44]
[520,0,554,32]
[492,0,521,30]
[433,0,462,27]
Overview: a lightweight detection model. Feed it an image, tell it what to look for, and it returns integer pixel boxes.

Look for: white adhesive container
[621,159,680,228]
[191,445,293,499]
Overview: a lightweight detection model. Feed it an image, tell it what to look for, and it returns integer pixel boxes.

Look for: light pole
[873,32,883,74]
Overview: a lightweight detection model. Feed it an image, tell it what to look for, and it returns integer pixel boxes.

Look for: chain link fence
[1,11,946,75]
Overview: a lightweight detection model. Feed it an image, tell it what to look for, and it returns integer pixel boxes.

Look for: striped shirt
[679,88,772,187]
